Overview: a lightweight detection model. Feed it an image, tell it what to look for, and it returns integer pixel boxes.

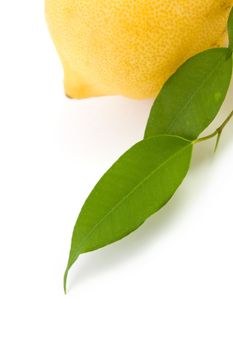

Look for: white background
[0,2,233,349]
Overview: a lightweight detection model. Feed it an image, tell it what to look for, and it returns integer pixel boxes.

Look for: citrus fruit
[45,0,233,99]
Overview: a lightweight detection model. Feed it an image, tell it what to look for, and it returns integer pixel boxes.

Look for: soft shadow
[66,85,233,291]
[68,187,191,290]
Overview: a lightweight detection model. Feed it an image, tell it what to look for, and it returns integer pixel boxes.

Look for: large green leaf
[144,48,232,140]
[64,135,193,291]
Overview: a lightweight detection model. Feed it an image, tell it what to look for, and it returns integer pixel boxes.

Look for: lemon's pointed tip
[65,92,74,99]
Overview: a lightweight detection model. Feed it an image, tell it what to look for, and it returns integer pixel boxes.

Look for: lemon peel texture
[45,0,233,99]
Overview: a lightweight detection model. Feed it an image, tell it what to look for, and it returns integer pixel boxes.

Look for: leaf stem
[195,110,233,150]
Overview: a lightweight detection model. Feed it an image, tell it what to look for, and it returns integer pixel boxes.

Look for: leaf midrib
[74,139,192,255]
[165,53,228,134]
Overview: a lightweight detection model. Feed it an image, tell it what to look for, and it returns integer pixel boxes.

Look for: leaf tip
[63,267,69,294]
[214,132,222,153]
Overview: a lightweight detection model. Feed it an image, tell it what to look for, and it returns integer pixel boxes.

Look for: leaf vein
[166,55,227,133]
[74,139,191,255]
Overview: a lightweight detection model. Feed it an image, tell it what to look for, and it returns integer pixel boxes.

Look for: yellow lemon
[45,0,233,99]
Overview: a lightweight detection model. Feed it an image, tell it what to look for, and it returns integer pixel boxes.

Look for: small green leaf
[144,48,232,140]
[228,7,233,50]
[64,135,193,291]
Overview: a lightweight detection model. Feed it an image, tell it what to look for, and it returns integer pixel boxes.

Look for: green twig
[195,110,233,150]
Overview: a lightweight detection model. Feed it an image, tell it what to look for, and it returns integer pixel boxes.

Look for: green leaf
[144,48,232,141]
[64,135,193,291]
[228,7,233,50]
